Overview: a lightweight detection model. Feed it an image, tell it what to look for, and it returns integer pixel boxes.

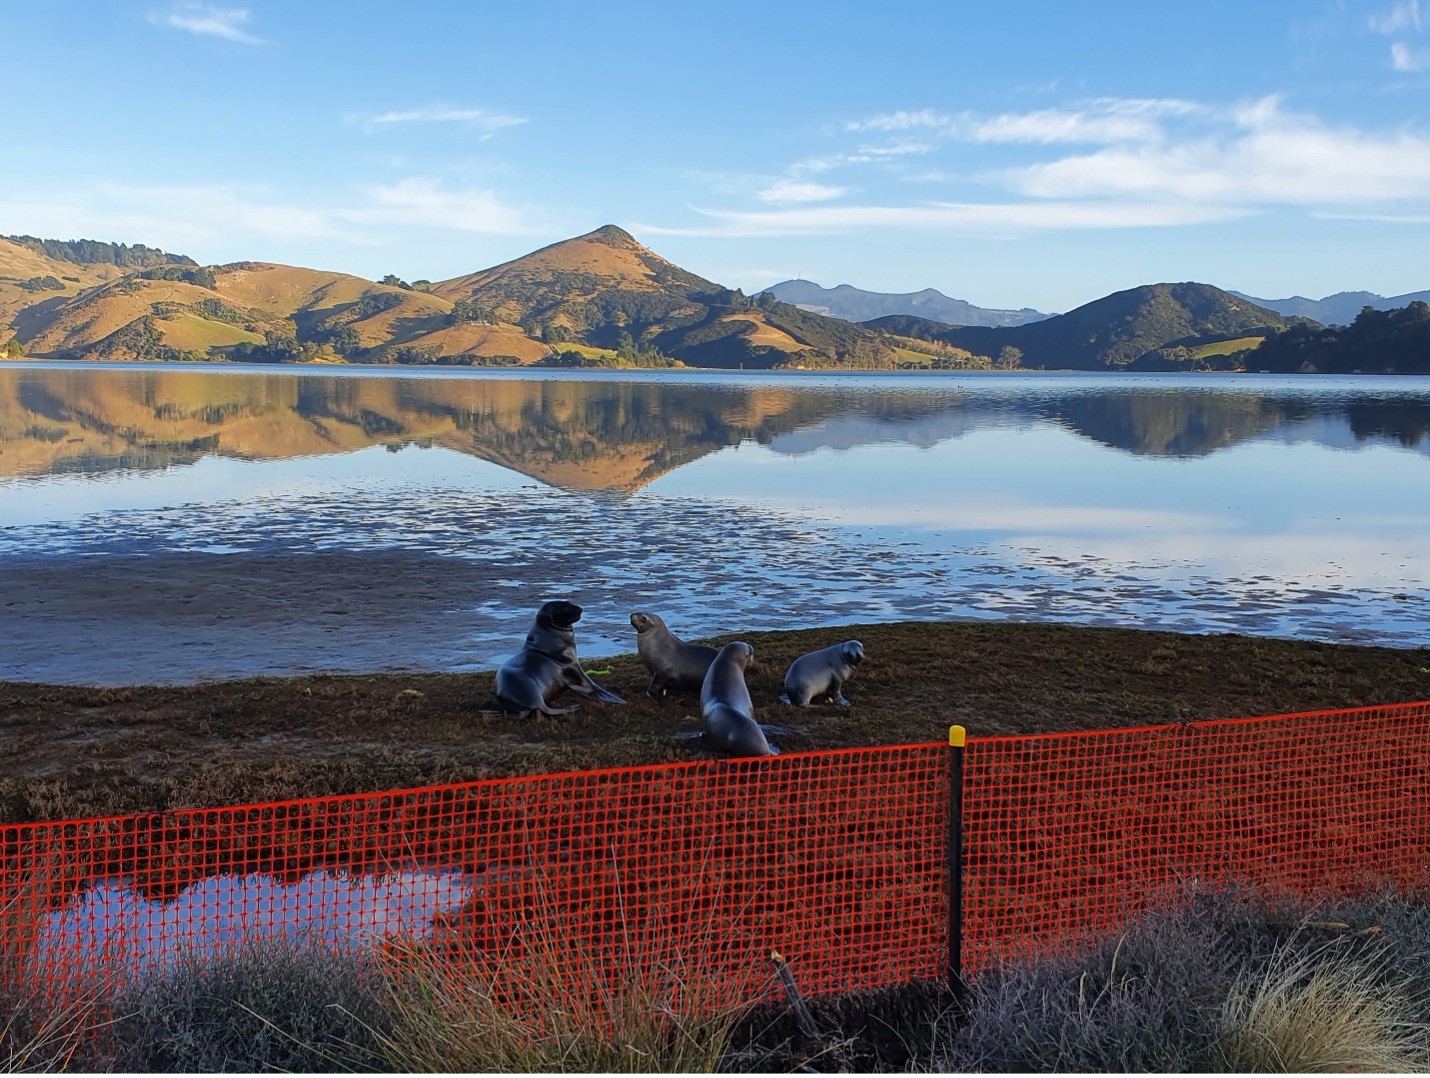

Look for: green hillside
[1253,301,1430,374]
[867,283,1313,370]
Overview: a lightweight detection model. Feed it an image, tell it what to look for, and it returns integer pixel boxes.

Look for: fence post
[948,724,967,998]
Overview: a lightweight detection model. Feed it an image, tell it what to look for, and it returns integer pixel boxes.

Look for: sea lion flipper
[566,666,626,704]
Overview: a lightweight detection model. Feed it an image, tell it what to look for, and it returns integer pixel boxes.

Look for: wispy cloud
[0,177,534,258]
[846,98,1200,146]
[641,200,1244,238]
[1008,95,1430,205]
[972,99,1201,144]
[1390,40,1430,69]
[1370,0,1423,33]
[1371,1,1427,70]
[149,2,263,44]
[343,178,530,233]
[660,93,1430,239]
[360,106,528,137]
[755,180,847,203]
[847,108,948,133]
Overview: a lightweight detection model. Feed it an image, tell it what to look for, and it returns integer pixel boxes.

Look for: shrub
[936,885,1430,1073]
[104,942,391,1073]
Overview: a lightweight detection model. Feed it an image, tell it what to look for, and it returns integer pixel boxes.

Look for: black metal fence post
[948,724,967,998]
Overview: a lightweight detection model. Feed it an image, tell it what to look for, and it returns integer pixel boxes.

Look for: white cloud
[362,107,528,136]
[846,98,1200,147]
[1390,40,1430,69]
[659,94,1430,240]
[1008,95,1430,206]
[847,109,950,133]
[755,180,847,203]
[640,200,1244,238]
[0,184,345,250]
[0,178,534,258]
[1370,0,1423,33]
[150,2,263,44]
[345,178,529,233]
[973,99,1201,144]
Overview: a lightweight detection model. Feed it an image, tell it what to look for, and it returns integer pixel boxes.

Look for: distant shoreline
[3,357,1425,377]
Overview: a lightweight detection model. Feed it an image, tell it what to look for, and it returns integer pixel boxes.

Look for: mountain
[866,282,1315,370]
[3,228,911,370]
[1231,289,1430,327]
[430,225,897,369]
[760,279,1050,327]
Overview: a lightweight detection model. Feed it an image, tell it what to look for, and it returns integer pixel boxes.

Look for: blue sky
[3,0,1429,312]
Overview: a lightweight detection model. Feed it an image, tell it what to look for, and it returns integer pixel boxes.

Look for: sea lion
[630,611,718,698]
[495,600,625,718]
[779,640,865,707]
[700,641,777,756]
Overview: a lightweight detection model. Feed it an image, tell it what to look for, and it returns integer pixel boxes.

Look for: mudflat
[2,619,1427,824]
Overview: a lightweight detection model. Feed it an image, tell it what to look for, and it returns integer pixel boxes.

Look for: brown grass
[1217,938,1430,1072]
[2,620,1427,823]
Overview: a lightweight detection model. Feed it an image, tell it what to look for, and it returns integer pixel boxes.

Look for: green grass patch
[1189,336,1265,359]
[155,313,262,352]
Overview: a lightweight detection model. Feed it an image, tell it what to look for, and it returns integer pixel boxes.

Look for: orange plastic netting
[3,700,1428,1010]
[964,700,1430,972]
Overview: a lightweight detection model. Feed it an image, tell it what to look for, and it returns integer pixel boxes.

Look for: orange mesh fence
[2,700,1429,1018]
[1,744,949,1013]
[962,700,1430,973]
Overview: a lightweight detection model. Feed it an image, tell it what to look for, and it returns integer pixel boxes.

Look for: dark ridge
[5,235,196,268]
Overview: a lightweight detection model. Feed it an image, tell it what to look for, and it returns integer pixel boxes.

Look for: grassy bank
[3,619,1428,823]
[8,885,1430,1072]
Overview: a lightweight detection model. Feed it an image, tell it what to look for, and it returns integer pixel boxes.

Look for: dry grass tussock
[374,935,745,1073]
[1,925,746,1072]
[937,885,1430,1074]
[1217,937,1430,1072]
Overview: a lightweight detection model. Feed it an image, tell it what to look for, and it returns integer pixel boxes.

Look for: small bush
[937,886,1430,1074]
[105,942,391,1073]
[375,935,743,1074]
[1217,943,1427,1072]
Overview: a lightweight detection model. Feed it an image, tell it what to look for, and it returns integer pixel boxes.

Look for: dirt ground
[2,619,1428,824]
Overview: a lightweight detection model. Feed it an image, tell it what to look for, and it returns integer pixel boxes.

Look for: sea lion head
[536,600,582,631]
[842,640,865,666]
[629,611,665,634]
[720,641,754,670]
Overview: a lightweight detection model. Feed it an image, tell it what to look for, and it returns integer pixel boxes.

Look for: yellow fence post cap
[949,725,966,747]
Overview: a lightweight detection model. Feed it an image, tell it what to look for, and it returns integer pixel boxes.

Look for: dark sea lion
[495,600,625,718]
[779,640,865,707]
[629,611,719,698]
[700,641,777,756]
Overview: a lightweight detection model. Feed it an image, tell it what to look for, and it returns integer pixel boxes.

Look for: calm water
[2,361,1428,684]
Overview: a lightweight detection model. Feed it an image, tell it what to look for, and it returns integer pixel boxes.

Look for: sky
[3,0,1429,312]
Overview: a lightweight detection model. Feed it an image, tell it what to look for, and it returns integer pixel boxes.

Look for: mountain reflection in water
[3,366,1430,489]
[2,364,1429,684]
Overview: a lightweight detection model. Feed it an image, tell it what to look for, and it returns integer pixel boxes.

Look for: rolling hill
[3,228,910,370]
[9,233,1357,373]
[760,278,1050,327]
[866,283,1315,371]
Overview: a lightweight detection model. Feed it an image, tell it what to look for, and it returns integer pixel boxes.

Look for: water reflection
[3,366,1430,491]
[33,868,471,990]
[2,364,1429,683]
